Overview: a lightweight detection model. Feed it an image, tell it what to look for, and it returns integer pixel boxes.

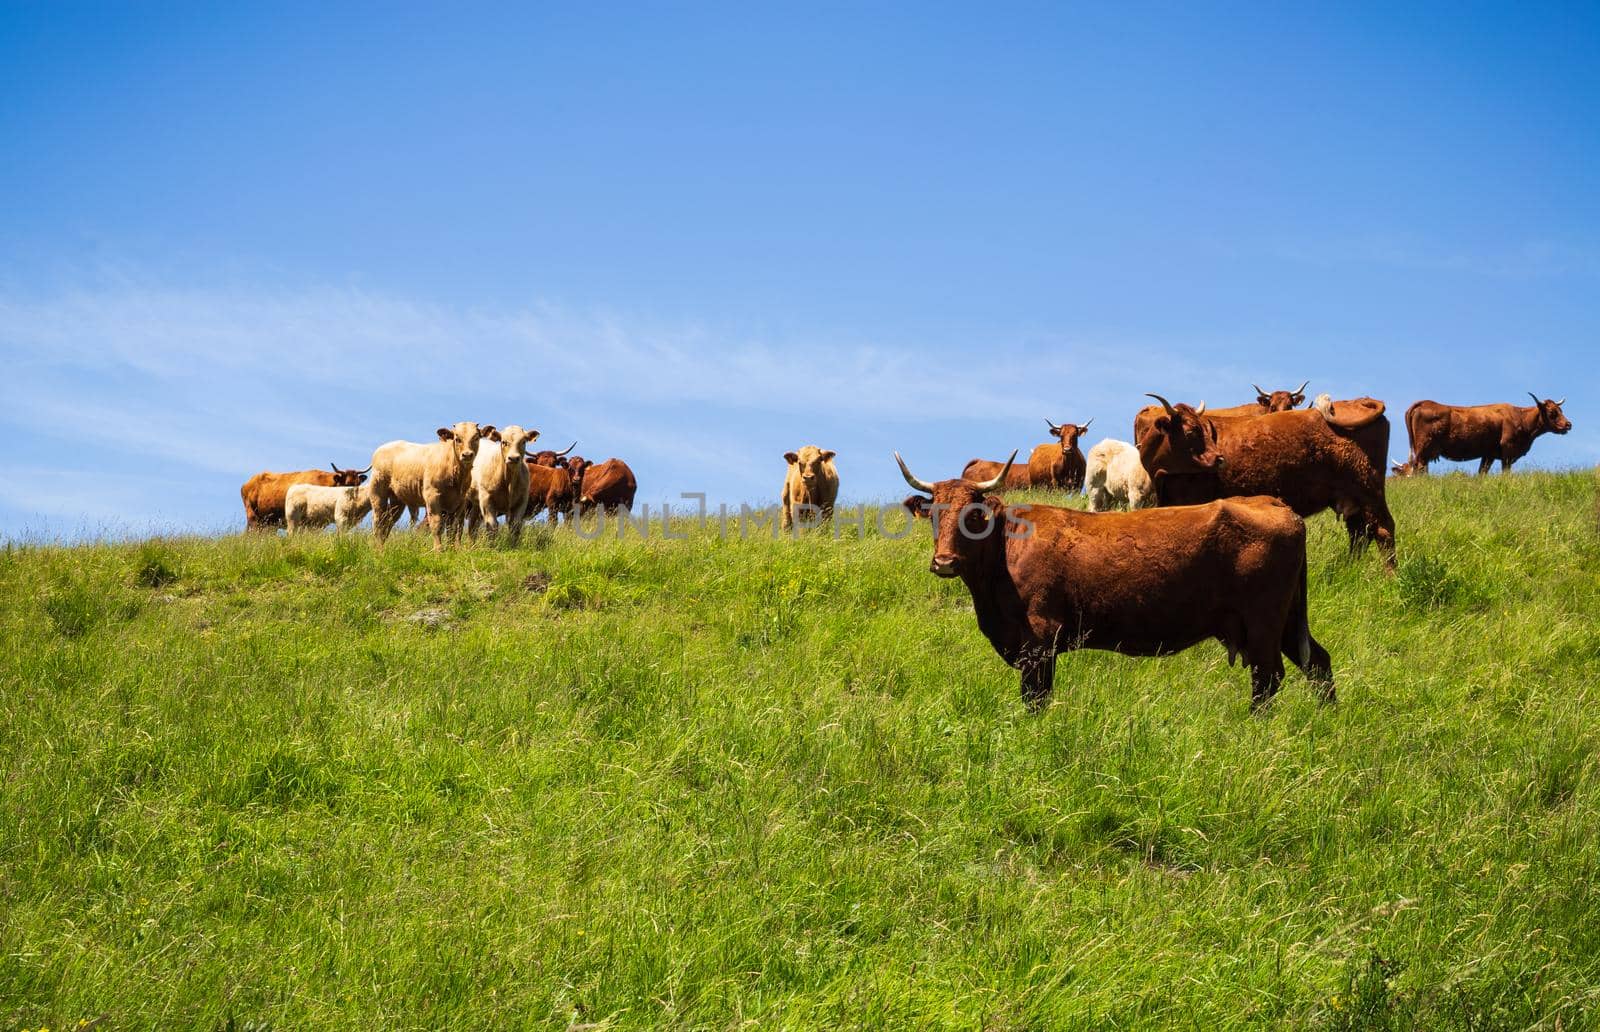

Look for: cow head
[1138,393,1225,473]
[1252,381,1309,412]
[436,422,486,465]
[566,455,591,486]
[1046,418,1093,452]
[488,424,540,464]
[530,441,577,468]
[897,450,1016,578]
[329,463,370,486]
[785,446,836,484]
[1529,393,1571,435]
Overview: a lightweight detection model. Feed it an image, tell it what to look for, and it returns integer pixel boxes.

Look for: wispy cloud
[8,276,1585,539]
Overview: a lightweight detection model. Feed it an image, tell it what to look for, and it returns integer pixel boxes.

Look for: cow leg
[426,511,445,551]
[1369,500,1397,573]
[1477,456,1494,475]
[1019,649,1056,712]
[1248,654,1284,710]
[1280,623,1334,703]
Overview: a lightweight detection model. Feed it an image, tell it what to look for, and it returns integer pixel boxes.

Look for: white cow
[369,422,487,549]
[1085,438,1155,512]
[285,482,373,533]
[466,424,540,542]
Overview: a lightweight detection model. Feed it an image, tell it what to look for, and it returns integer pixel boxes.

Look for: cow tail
[1404,402,1424,460]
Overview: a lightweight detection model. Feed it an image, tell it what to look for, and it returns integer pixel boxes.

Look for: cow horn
[894,452,935,494]
[1556,397,1565,407]
[1252,383,1267,397]
[1080,417,1093,431]
[1295,380,1309,395]
[971,450,1019,493]
[1195,401,1206,415]
[555,440,576,457]
[330,462,340,473]
[357,464,372,475]
[1145,392,1177,416]
[1044,418,1060,432]
[1529,392,1543,408]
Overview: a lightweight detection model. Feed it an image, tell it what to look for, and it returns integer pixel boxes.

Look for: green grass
[3,471,1598,1030]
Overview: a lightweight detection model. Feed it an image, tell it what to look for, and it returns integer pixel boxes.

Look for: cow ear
[819,450,835,461]
[1153,416,1170,433]
[479,425,494,439]
[784,451,799,464]
[1209,421,1219,441]
[902,495,929,518]
[436,427,452,441]
[488,429,502,442]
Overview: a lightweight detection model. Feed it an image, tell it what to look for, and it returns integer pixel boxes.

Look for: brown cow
[240,463,368,531]
[1133,381,1308,445]
[896,452,1332,710]
[1393,394,1571,476]
[525,460,577,524]
[529,441,577,468]
[964,418,1092,491]
[1138,393,1397,570]
[574,457,637,517]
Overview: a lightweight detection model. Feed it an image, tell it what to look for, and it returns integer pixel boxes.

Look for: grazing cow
[529,442,577,468]
[896,452,1332,709]
[525,460,577,524]
[781,446,839,530]
[467,424,540,542]
[1133,381,1308,445]
[1138,393,1397,570]
[286,482,373,534]
[1393,394,1571,476]
[575,457,638,517]
[1084,439,1155,512]
[240,464,368,531]
[369,422,487,549]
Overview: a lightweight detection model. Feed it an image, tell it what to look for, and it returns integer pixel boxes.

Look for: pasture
[3,471,1598,1029]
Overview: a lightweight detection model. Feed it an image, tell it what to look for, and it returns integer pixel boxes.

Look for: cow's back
[1161,411,1378,516]
[582,459,638,507]
[370,440,432,507]
[1004,497,1304,653]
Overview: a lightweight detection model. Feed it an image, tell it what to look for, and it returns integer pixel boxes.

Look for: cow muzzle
[929,554,959,578]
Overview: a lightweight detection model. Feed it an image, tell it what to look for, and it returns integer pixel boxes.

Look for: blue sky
[3,2,1597,537]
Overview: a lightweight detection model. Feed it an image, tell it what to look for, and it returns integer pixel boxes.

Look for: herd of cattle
[239,387,1571,709]
[241,430,637,548]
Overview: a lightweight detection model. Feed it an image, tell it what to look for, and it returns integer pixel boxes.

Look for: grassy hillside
[3,471,1598,1030]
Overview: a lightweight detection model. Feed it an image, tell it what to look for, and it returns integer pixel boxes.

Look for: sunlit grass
[2,471,1597,1029]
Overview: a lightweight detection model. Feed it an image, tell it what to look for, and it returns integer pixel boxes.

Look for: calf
[1084,438,1154,512]
[285,482,372,533]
